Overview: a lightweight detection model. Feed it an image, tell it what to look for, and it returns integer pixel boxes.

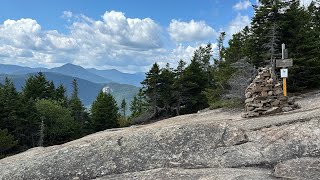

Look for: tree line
[0,72,130,158]
[130,0,320,121]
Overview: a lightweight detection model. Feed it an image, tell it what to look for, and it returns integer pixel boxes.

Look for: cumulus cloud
[227,14,250,36]
[233,0,252,11]
[168,20,217,43]
[0,11,209,72]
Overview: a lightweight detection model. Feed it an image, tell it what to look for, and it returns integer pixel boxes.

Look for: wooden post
[282,44,285,60]
[283,78,287,97]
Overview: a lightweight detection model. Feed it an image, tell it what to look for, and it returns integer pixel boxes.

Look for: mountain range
[0,63,144,87]
[0,63,144,110]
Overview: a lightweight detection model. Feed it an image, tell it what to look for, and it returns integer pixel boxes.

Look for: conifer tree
[22,72,54,100]
[130,89,148,118]
[120,98,127,117]
[158,63,175,116]
[172,59,186,115]
[0,129,17,155]
[69,79,86,132]
[91,91,119,131]
[141,63,161,116]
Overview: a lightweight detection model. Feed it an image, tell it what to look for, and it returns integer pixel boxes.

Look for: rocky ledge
[1,91,320,180]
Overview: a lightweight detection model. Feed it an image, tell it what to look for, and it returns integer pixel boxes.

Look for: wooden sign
[276,59,293,67]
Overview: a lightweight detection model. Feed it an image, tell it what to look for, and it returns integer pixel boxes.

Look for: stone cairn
[242,67,299,118]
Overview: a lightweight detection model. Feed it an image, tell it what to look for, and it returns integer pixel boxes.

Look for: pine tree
[55,84,68,106]
[251,0,286,66]
[120,98,127,117]
[0,129,17,155]
[217,32,226,62]
[180,57,209,113]
[130,89,148,118]
[91,91,119,131]
[0,78,21,134]
[69,79,86,133]
[158,63,175,116]
[22,72,54,100]
[141,63,161,117]
[172,59,187,115]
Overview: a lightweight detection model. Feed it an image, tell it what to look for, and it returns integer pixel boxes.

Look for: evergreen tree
[251,0,286,66]
[180,58,209,113]
[69,79,87,133]
[0,129,17,155]
[217,32,226,62]
[22,72,55,100]
[0,78,21,135]
[120,98,127,117]
[91,91,119,131]
[158,63,175,116]
[141,63,161,117]
[172,59,187,115]
[130,89,148,118]
[55,84,68,106]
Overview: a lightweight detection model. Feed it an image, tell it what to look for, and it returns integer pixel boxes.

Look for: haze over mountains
[0,63,143,107]
[0,63,144,87]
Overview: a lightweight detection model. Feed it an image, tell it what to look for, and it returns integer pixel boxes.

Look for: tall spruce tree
[130,89,148,118]
[120,98,127,117]
[91,91,119,131]
[158,63,175,117]
[172,59,187,115]
[141,63,161,117]
[22,72,55,100]
[69,79,87,133]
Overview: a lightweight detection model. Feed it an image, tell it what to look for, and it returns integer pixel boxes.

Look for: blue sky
[1,0,309,73]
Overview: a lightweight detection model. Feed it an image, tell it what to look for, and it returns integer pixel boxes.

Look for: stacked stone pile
[242,67,298,118]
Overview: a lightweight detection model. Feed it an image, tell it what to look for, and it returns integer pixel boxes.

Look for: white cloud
[168,19,217,43]
[227,14,250,36]
[0,11,212,73]
[233,0,252,11]
[71,11,163,50]
[62,11,73,19]
[300,0,313,7]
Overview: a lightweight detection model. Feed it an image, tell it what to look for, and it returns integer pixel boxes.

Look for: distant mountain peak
[59,63,84,69]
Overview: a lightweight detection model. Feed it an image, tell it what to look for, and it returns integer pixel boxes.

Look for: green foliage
[141,63,161,115]
[139,44,214,118]
[130,89,148,119]
[22,72,56,100]
[118,116,131,128]
[0,129,17,154]
[68,79,90,135]
[158,63,175,116]
[91,91,119,131]
[120,98,127,117]
[35,99,80,146]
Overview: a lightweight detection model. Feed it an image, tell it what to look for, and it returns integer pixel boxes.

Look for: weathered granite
[95,168,280,180]
[274,157,320,180]
[0,91,320,180]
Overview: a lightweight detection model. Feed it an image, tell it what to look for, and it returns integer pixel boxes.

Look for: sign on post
[281,69,288,78]
[276,59,293,68]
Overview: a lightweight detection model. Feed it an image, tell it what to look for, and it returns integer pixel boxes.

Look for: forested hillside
[0,73,133,158]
